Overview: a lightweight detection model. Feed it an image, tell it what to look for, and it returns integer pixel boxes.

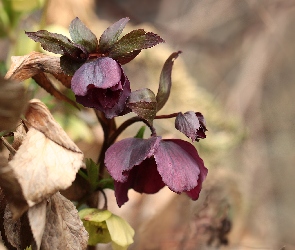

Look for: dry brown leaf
[25,99,81,152]
[0,99,83,218]
[3,204,34,250]
[0,78,27,131]
[10,122,27,152]
[41,192,88,250]
[27,201,47,250]
[0,164,28,219]
[3,205,22,249]
[5,52,77,108]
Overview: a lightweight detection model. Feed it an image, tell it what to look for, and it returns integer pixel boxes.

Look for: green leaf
[134,126,146,139]
[99,17,129,53]
[156,51,181,112]
[109,29,164,61]
[106,214,135,250]
[127,88,157,125]
[60,55,84,76]
[85,158,100,191]
[26,30,84,59]
[98,178,114,190]
[115,49,141,65]
[69,17,98,53]
[78,169,88,181]
[78,159,101,191]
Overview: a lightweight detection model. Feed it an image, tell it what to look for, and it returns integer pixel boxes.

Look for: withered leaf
[5,52,77,108]
[27,201,46,250]
[41,192,88,250]
[3,203,38,250]
[3,205,22,249]
[1,99,83,218]
[25,99,82,152]
[0,78,27,132]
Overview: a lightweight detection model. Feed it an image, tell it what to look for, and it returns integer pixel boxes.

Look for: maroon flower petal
[175,111,202,141]
[195,112,207,140]
[185,161,208,200]
[114,180,130,207]
[154,139,207,193]
[103,72,131,118]
[114,158,165,207]
[105,137,161,182]
[73,60,131,119]
[71,57,121,96]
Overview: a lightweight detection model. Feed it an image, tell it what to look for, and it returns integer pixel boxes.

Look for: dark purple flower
[71,57,131,119]
[175,111,207,142]
[105,136,208,207]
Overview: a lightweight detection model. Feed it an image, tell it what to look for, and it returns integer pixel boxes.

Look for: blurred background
[1,0,295,249]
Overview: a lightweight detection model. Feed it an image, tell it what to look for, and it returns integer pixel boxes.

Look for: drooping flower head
[105,136,208,207]
[71,57,130,118]
[26,17,164,118]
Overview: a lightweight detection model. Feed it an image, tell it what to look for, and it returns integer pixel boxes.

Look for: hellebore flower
[79,208,134,249]
[105,136,208,207]
[175,111,207,141]
[71,57,131,119]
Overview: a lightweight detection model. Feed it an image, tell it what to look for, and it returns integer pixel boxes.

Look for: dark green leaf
[156,51,181,112]
[78,169,88,181]
[116,50,141,65]
[127,88,157,125]
[98,178,114,190]
[85,158,100,191]
[109,29,164,60]
[134,126,146,139]
[69,17,98,53]
[26,30,84,59]
[60,55,84,76]
[99,17,129,53]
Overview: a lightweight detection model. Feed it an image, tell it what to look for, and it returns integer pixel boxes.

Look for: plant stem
[108,116,157,146]
[95,110,116,179]
[155,112,179,119]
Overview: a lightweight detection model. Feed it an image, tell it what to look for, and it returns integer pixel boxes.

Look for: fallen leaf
[0,78,28,131]
[5,52,77,108]
[41,192,88,250]
[0,99,84,218]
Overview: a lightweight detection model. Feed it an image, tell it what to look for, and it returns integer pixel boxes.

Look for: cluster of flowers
[26,17,208,207]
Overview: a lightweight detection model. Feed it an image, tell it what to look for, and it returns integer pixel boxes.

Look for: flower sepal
[79,208,135,249]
